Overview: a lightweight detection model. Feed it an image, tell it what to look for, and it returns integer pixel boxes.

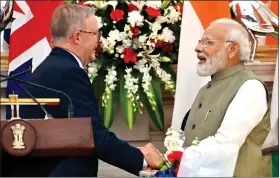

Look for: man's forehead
[202,24,228,40]
[85,16,98,30]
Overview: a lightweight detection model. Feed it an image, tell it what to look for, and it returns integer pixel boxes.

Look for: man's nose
[195,43,203,53]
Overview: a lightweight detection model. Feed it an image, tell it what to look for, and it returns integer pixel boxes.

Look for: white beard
[197,48,228,76]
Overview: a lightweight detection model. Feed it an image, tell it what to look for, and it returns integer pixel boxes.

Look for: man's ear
[228,42,240,59]
[71,31,80,45]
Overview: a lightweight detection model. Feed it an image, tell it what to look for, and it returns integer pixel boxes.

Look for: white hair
[50,4,96,44]
[210,18,251,62]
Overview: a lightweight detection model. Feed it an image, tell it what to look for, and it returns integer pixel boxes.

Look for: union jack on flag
[5,1,62,119]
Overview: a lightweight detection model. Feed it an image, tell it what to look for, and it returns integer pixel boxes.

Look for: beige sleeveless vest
[183,63,272,176]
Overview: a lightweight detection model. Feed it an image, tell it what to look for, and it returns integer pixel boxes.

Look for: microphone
[0,67,52,119]
[0,67,31,83]
[0,74,74,118]
[14,81,53,119]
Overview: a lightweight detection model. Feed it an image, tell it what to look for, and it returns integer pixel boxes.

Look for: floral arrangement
[76,0,183,131]
[154,127,185,177]
[154,128,201,177]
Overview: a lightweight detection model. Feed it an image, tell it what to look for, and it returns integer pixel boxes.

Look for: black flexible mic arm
[0,74,74,118]
[14,81,53,119]
[0,67,32,83]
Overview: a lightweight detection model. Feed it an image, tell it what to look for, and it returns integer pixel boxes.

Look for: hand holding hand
[138,143,163,169]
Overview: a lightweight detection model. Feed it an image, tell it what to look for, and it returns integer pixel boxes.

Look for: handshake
[138,143,165,170]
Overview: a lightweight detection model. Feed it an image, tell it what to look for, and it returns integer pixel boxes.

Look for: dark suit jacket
[6,47,144,176]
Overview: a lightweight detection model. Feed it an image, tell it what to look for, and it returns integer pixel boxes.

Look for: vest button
[198,103,202,108]
[192,124,195,129]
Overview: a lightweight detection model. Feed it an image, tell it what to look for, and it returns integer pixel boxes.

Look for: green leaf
[139,76,164,131]
[159,56,172,62]
[101,82,119,129]
[120,74,136,130]
[161,0,171,9]
[92,67,106,110]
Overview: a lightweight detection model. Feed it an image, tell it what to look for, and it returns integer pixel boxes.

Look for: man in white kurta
[178,18,271,177]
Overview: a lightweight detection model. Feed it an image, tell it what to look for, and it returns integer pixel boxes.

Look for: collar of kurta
[211,62,245,81]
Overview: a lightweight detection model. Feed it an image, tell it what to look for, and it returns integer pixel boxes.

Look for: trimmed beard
[197,48,228,76]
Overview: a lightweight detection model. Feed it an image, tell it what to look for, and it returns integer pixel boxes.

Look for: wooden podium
[0,96,94,176]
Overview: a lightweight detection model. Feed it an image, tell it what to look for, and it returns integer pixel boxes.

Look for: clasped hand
[138,143,164,170]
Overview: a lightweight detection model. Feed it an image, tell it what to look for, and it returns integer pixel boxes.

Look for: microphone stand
[0,74,74,118]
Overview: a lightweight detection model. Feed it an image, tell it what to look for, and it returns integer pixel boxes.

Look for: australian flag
[4,1,62,120]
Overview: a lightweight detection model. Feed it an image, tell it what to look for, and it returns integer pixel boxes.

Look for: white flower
[108,29,122,42]
[105,72,117,85]
[101,37,116,53]
[116,45,125,54]
[124,24,131,32]
[142,73,152,91]
[156,16,168,24]
[102,67,118,107]
[86,1,107,9]
[157,70,171,82]
[134,59,147,70]
[96,16,103,29]
[87,62,101,83]
[120,31,128,40]
[127,11,144,27]
[164,135,184,153]
[88,66,97,74]
[149,33,157,40]
[162,27,175,43]
[135,60,151,74]
[124,38,132,46]
[124,68,142,112]
[138,35,148,44]
[166,6,180,24]
[163,128,185,153]
[108,1,118,9]
[151,22,162,33]
[150,60,160,68]
[132,38,141,49]
[138,49,160,62]
[128,1,145,11]
[145,1,162,9]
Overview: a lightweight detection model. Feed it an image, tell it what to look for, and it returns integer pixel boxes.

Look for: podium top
[0,98,60,105]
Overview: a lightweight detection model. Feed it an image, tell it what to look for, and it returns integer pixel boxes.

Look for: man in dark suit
[4,4,161,177]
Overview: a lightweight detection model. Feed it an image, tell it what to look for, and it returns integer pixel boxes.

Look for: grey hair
[50,4,95,44]
[210,18,251,62]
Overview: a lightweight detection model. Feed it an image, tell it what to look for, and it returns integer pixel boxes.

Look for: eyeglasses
[198,39,235,48]
[79,30,101,40]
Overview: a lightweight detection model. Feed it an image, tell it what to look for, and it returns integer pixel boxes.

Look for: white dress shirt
[68,51,84,69]
[68,51,148,168]
[180,79,268,172]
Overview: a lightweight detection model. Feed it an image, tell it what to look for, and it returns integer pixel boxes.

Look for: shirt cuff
[143,159,148,168]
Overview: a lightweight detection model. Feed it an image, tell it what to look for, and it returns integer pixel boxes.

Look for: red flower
[122,48,137,63]
[145,7,161,18]
[150,39,164,48]
[175,166,180,176]
[167,151,183,176]
[110,9,125,21]
[128,4,139,12]
[167,151,183,163]
[163,43,173,53]
[174,2,184,14]
[130,26,140,37]
[95,42,102,56]
[78,0,91,7]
